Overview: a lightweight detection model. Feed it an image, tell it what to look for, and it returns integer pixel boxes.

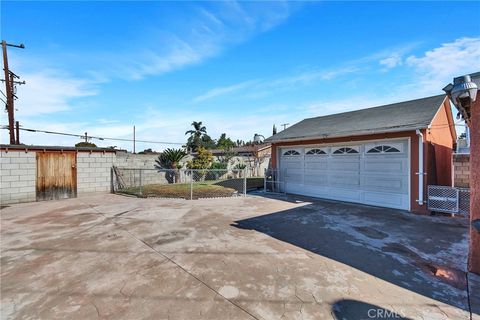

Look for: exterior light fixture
[443,74,478,125]
[253,133,265,144]
[450,75,477,104]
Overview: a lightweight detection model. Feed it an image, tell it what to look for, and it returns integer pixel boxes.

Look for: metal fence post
[243,169,247,196]
[190,169,193,200]
[110,167,114,193]
[264,168,267,192]
[139,169,143,196]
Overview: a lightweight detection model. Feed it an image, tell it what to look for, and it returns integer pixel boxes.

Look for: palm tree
[155,148,187,183]
[185,121,207,152]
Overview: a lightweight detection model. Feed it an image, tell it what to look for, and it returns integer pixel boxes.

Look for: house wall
[453,154,470,188]
[425,98,456,187]
[270,131,430,214]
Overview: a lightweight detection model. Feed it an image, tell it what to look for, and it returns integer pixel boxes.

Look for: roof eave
[265,125,429,144]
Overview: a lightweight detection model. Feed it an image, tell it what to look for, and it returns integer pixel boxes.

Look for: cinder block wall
[453,153,470,188]
[1,151,36,204]
[77,152,116,194]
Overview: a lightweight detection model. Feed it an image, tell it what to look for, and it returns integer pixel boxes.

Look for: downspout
[416,129,424,205]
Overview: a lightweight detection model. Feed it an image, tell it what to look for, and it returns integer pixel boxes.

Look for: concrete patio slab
[0,194,475,319]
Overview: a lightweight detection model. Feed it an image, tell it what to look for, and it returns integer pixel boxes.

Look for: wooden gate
[36,152,77,201]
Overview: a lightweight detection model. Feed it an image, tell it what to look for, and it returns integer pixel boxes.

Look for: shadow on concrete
[331,299,412,320]
[233,196,469,312]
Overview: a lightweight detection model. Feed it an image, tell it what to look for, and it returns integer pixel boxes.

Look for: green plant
[155,148,187,169]
[210,162,228,170]
[154,148,187,183]
[186,147,213,170]
[75,141,97,148]
[234,163,247,169]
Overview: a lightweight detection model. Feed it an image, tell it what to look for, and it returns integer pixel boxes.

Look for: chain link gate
[427,185,470,215]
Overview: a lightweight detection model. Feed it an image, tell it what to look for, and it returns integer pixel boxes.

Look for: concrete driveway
[0,194,475,319]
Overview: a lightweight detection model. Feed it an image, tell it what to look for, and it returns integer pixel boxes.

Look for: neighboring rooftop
[192,144,271,156]
[266,94,447,142]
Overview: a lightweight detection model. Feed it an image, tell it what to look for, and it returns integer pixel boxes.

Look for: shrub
[75,142,97,148]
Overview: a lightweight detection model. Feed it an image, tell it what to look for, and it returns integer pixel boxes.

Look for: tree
[154,148,187,183]
[185,121,207,152]
[186,147,213,170]
[217,148,237,165]
[138,148,159,154]
[273,124,277,135]
[235,139,245,147]
[75,142,97,148]
[217,133,235,150]
[201,134,216,149]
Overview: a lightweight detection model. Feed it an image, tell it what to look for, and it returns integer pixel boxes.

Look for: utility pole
[84,132,88,143]
[133,125,136,153]
[2,40,25,144]
[15,121,19,144]
[281,123,290,130]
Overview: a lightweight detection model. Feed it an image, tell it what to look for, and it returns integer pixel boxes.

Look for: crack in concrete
[90,301,100,318]
[82,200,260,320]
[294,283,305,320]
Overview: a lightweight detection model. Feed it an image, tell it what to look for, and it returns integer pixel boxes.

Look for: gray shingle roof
[266,94,446,143]
[470,71,480,86]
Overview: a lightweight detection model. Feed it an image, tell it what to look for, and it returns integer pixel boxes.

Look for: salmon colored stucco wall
[425,98,456,187]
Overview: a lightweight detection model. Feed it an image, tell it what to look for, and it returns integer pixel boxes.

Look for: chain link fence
[264,168,286,195]
[112,167,264,200]
[427,185,470,215]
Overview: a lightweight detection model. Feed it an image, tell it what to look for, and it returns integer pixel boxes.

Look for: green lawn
[117,178,264,199]
[118,183,237,199]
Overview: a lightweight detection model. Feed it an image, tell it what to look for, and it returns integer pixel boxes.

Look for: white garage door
[279,139,410,210]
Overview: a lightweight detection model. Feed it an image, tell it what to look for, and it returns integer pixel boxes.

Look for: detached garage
[266,95,457,213]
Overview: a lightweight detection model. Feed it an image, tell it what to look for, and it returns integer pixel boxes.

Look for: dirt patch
[146,230,192,246]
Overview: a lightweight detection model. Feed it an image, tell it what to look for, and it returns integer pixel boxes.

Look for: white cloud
[405,37,480,93]
[379,53,402,69]
[13,69,97,116]
[105,2,293,81]
[192,66,359,102]
[193,79,260,103]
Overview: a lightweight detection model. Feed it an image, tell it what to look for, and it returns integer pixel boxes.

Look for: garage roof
[266,94,446,143]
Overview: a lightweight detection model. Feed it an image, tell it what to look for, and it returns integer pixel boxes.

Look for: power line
[0,125,184,145]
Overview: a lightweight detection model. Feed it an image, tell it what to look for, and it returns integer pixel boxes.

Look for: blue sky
[1,1,479,151]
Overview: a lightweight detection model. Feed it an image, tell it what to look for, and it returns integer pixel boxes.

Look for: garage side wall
[425,99,456,187]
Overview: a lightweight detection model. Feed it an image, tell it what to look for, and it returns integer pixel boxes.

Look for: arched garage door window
[283,150,301,156]
[305,148,327,155]
[332,147,359,155]
[366,145,401,154]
